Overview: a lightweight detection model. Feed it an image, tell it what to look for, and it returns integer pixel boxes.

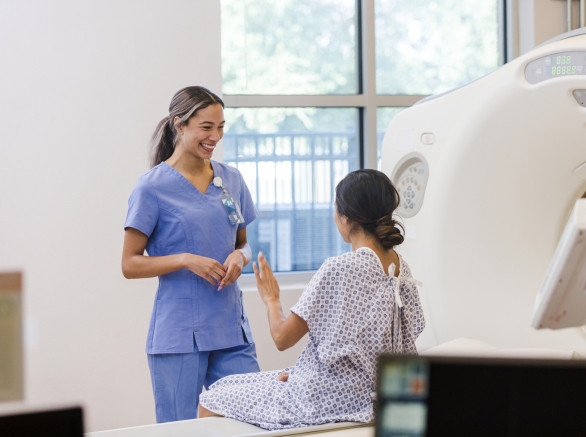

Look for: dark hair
[149,86,224,167]
[335,169,404,249]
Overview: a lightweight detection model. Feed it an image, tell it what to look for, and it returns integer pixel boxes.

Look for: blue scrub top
[125,160,256,354]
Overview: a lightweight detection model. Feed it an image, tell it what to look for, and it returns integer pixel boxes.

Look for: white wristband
[238,244,252,265]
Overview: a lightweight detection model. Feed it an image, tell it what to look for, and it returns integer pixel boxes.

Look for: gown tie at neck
[388,262,422,353]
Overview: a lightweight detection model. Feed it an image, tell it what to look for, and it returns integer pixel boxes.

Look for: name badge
[222,195,245,225]
[214,176,245,225]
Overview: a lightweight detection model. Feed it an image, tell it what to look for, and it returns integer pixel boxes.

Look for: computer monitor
[532,198,586,329]
[376,354,586,437]
[0,405,83,436]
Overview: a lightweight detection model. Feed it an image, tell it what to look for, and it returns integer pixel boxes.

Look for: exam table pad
[85,417,372,437]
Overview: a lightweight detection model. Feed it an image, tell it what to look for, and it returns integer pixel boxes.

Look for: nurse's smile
[200,142,217,153]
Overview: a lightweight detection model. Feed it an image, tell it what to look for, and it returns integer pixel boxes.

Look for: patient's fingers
[255,252,281,304]
[258,252,273,277]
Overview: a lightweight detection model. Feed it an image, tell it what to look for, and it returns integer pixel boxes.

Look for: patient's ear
[334,210,351,242]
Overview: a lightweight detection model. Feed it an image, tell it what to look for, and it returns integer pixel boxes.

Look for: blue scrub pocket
[241,317,255,345]
[151,298,193,353]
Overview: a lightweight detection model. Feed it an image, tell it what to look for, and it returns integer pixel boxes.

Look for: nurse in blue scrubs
[121,86,260,423]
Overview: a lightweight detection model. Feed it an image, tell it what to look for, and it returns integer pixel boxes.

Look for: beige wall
[0,1,222,432]
[517,0,582,56]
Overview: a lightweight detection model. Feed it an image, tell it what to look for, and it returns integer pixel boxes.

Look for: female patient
[198,169,425,429]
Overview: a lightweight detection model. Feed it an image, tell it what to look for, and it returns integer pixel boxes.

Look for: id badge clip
[213,177,245,225]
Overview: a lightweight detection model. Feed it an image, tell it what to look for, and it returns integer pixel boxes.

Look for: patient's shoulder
[397,253,413,278]
[321,250,413,278]
[320,251,356,269]
[307,252,352,285]
[316,250,373,278]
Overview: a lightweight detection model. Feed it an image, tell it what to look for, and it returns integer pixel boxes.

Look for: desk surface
[86,418,374,437]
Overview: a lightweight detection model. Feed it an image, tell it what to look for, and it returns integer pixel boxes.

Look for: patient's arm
[253,252,309,351]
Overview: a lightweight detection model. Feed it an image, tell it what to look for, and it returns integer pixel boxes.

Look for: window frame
[222,0,507,279]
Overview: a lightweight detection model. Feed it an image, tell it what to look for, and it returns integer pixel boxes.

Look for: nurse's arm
[253,252,309,351]
[235,228,252,266]
[121,228,226,284]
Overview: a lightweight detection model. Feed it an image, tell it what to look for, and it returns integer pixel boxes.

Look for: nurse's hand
[253,252,280,305]
[184,254,226,286]
[218,250,245,291]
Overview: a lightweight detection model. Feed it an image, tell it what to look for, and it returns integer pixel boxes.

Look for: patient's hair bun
[335,169,404,249]
[375,214,404,249]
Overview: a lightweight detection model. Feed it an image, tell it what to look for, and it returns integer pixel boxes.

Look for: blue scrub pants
[147,341,260,423]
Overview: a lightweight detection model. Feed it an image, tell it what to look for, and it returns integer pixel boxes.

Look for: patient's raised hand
[253,252,281,305]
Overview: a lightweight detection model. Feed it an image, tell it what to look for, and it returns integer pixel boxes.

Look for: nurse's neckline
[161,160,221,195]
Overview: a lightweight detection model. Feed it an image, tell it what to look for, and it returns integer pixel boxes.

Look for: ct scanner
[382,29,586,354]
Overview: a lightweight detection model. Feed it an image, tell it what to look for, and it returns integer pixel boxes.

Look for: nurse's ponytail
[149,86,224,168]
[335,169,404,250]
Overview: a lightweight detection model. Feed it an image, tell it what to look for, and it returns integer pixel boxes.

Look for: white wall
[0,1,222,432]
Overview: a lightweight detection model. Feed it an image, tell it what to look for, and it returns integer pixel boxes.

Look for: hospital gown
[199,247,425,429]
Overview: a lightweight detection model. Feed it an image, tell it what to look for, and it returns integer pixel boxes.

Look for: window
[375,0,500,95]
[377,107,407,169]
[224,108,359,272]
[221,0,503,273]
[221,0,358,95]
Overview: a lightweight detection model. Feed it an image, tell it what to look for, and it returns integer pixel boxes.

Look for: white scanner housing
[381,31,586,352]
[532,198,586,330]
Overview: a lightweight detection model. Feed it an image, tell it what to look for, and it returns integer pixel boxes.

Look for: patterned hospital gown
[199,247,425,430]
